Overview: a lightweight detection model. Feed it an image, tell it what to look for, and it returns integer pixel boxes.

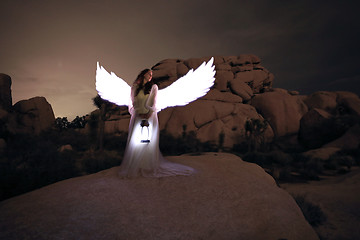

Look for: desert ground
[281,167,360,240]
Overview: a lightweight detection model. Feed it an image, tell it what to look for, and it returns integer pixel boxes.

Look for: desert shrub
[55,116,87,130]
[291,153,309,169]
[232,142,248,154]
[244,118,268,152]
[323,157,339,170]
[242,151,292,168]
[267,150,292,166]
[242,151,268,166]
[278,167,293,182]
[294,195,327,227]
[327,151,356,169]
[345,147,360,165]
[291,153,323,181]
[103,134,127,151]
[159,130,217,155]
[307,158,324,174]
[1,133,80,201]
[81,150,122,174]
[40,128,92,151]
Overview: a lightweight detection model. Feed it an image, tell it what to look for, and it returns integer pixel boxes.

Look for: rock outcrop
[6,97,55,134]
[0,153,319,240]
[0,72,56,137]
[0,96,55,137]
[324,124,360,149]
[299,91,360,149]
[152,55,273,95]
[250,90,308,137]
[100,55,275,148]
[158,99,274,147]
[94,56,360,152]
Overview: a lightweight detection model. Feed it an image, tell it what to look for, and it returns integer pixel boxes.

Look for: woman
[118,69,195,178]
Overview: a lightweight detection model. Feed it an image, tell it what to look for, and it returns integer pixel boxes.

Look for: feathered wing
[95,62,131,106]
[156,57,216,112]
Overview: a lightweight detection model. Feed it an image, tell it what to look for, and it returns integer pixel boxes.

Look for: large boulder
[0,153,318,240]
[303,91,338,112]
[303,91,360,116]
[299,108,358,149]
[299,108,334,149]
[8,97,55,134]
[0,73,12,111]
[336,91,360,116]
[151,55,273,95]
[324,124,360,149]
[303,147,341,161]
[104,117,131,134]
[159,100,274,148]
[250,90,308,137]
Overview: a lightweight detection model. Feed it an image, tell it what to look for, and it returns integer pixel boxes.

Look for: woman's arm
[128,85,137,115]
[145,84,158,113]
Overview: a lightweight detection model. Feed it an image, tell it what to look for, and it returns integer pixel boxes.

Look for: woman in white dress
[118,69,195,178]
[95,57,215,178]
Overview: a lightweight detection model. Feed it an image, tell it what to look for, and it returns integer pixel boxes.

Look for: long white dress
[118,84,196,178]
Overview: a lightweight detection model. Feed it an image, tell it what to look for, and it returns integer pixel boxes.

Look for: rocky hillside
[0,153,319,240]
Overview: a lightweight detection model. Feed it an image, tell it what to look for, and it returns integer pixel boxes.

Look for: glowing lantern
[140,119,150,143]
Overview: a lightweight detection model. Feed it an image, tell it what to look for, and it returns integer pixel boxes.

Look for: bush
[103,134,127,151]
[242,151,268,166]
[0,133,80,201]
[159,130,217,155]
[327,152,356,169]
[81,150,122,174]
[267,151,292,166]
[294,195,327,227]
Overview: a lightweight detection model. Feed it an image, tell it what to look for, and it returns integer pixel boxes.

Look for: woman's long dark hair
[133,69,153,96]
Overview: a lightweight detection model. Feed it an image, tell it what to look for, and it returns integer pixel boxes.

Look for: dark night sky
[1,0,359,119]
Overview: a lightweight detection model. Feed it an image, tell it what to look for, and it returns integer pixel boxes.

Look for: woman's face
[143,70,153,83]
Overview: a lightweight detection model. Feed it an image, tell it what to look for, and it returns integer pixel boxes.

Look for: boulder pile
[98,56,360,152]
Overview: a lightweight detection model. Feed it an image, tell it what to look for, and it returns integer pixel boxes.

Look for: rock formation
[6,97,55,135]
[250,89,308,137]
[0,153,319,240]
[1,55,360,153]
[96,55,360,151]
[0,73,56,137]
[152,55,273,95]
[299,91,360,149]
[100,55,276,148]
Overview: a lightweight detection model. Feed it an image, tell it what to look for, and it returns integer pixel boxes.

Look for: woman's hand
[138,112,152,119]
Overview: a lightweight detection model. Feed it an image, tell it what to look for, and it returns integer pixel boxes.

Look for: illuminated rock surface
[0,153,318,240]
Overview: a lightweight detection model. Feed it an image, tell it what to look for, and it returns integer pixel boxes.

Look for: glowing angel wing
[95,62,131,106]
[156,57,216,112]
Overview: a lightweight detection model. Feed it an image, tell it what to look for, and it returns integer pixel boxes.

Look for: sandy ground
[280,167,360,240]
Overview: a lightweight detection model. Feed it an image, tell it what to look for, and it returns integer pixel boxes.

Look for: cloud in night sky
[0,0,359,119]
